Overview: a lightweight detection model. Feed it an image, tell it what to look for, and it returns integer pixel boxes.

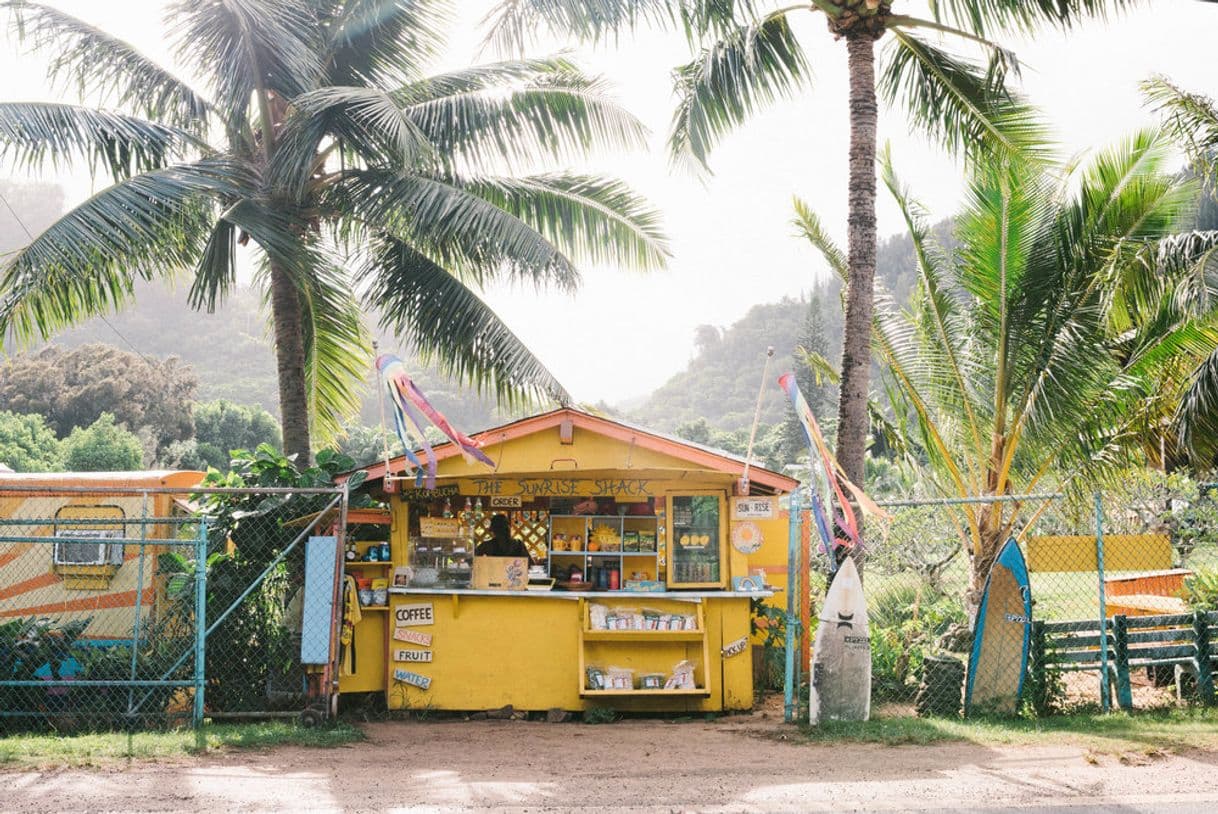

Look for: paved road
[2,719,1216,812]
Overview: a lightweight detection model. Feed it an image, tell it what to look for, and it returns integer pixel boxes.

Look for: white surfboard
[810,557,871,724]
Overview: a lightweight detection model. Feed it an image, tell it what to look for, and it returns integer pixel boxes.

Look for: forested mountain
[628,225,927,433]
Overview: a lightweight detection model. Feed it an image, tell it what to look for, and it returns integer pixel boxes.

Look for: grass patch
[0,721,364,768]
[794,708,1218,753]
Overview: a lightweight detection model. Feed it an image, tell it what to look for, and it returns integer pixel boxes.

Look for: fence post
[1195,611,1215,706]
[127,491,150,718]
[193,518,208,728]
[1094,492,1110,713]
[784,489,802,724]
[1113,614,1133,711]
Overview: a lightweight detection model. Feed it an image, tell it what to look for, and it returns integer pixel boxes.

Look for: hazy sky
[2,1,1216,405]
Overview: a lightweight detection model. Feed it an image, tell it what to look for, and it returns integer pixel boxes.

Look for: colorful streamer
[778,372,890,558]
[377,354,495,488]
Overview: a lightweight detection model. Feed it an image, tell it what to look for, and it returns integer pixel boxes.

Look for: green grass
[794,708,1218,753]
[0,721,364,768]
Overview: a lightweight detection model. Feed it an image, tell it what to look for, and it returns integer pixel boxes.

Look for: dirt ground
[3,715,1218,813]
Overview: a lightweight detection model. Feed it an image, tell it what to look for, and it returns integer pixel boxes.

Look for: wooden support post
[1113,614,1133,711]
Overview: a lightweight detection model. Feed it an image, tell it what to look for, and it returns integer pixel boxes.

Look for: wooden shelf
[580,688,709,697]
[360,605,389,611]
[550,551,657,557]
[582,629,703,643]
[346,561,393,568]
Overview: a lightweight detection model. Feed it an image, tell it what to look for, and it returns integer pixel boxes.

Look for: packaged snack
[641,609,662,630]
[605,666,635,690]
[371,578,389,607]
[586,665,606,690]
[639,672,665,690]
[664,660,697,690]
[589,603,608,630]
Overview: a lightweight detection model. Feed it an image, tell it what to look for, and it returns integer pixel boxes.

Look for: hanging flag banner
[778,373,890,560]
[378,354,495,488]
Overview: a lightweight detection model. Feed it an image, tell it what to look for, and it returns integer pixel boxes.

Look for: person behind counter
[475,514,531,560]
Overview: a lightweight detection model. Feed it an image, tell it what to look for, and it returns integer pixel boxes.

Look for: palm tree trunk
[268,261,312,465]
[836,35,879,535]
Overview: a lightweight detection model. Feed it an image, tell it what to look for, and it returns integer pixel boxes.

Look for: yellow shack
[338,408,797,713]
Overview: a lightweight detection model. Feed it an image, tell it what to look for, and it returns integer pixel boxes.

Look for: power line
[0,188,157,365]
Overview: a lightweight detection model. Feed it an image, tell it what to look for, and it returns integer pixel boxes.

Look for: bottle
[345,541,356,561]
[608,565,620,591]
[442,498,453,519]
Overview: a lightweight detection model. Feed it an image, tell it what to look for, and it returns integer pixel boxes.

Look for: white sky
[2,1,1216,404]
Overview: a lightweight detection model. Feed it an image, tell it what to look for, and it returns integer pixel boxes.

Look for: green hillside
[627,226,924,433]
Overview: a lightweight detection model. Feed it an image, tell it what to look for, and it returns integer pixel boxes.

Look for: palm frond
[482,0,668,55]
[458,173,669,274]
[668,12,809,172]
[361,235,572,406]
[1143,75,1218,181]
[332,168,575,289]
[170,0,323,126]
[1173,346,1218,465]
[298,262,372,445]
[880,146,987,468]
[401,59,647,171]
[190,217,238,312]
[0,102,204,179]
[320,0,447,86]
[0,157,251,345]
[881,30,1051,166]
[4,1,210,129]
[286,84,435,175]
[333,168,661,291]
[791,196,846,281]
[927,0,1145,37]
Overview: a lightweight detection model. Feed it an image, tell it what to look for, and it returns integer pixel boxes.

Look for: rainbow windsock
[377,354,494,488]
[778,372,889,557]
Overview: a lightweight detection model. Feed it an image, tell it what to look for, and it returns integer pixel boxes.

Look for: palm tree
[797,135,1218,605]
[488,0,1142,509]
[0,0,668,463]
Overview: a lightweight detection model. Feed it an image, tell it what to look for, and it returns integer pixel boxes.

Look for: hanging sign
[731,496,775,519]
[730,521,764,554]
[721,636,749,658]
[419,517,461,538]
[394,648,433,663]
[393,628,432,646]
[393,669,432,690]
[400,484,460,503]
[489,495,523,509]
[465,477,654,498]
[395,602,434,626]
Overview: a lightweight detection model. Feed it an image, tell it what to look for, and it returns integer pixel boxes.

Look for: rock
[487,704,515,720]
[469,711,488,721]
[545,708,570,723]
[937,622,974,653]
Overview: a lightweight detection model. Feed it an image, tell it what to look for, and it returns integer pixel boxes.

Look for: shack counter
[339,408,797,713]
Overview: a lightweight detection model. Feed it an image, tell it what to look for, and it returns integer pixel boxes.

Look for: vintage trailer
[0,470,204,643]
[337,408,798,713]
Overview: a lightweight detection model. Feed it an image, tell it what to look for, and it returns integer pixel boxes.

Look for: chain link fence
[0,484,346,734]
[789,478,1218,722]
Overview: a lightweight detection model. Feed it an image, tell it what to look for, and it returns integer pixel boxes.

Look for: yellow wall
[1026,534,1172,573]
[385,593,755,713]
